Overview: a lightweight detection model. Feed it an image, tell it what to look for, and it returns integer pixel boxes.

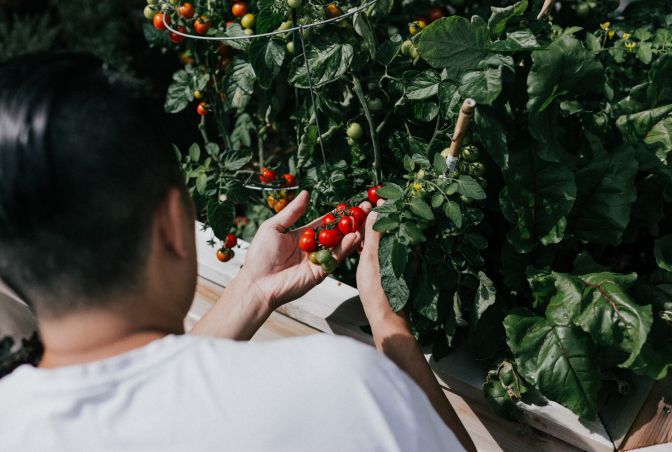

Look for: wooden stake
[537,0,555,19]
[445,98,476,173]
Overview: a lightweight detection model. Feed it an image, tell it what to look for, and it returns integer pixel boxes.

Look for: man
[0,54,474,451]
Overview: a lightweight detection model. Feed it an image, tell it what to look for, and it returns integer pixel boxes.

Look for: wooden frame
[193,223,661,451]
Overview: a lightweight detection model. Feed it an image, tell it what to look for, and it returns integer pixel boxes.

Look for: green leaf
[499,148,576,252]
[456,175,486,200]
[249,39,285,89]
[527,36,603,162]
[224,57,256,110]
[430,192,444,208]
[527,269,557,311]
[164,67,208,114]
[403,70,441,100]
[207,199,235,240]
[373,214,400,232]
[288,41,354,88]
[570,146,638,245]
[483,363,524,421]
[415,16,489,77]
[411,267,440,322]
[489,30,541,52]
[473,271,497,326]
[376,183,404,200]
[409,198,435,221]
[488,0,528,37]
[379,235,410,311]
[400,222,427,244]
[353,12,376,60]
[443,201,462,228]
[473,107,508,168]
[458,66,502,105]
[376,34,402,66]
[195,172,208,194]
[230,113,254,150]
[390,239,408,277]
[188,143,201,162]
[433,152,448,173]
[504,310,601,420]
[223,149,253,171]
[255,0,285,34]
[411,101,439,122]
[654,234,672,272]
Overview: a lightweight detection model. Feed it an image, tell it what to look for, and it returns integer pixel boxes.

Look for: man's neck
[38,309,183,369]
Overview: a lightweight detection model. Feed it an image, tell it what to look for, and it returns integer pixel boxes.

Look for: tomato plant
[146,0,672,423]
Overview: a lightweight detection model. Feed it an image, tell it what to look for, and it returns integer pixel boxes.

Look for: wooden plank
[193,222,648,452]
[620,375,672,450]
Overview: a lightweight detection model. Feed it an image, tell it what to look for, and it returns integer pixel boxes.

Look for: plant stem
[198,116,209,144]
[352,74,382,184]
[426,114,442,153]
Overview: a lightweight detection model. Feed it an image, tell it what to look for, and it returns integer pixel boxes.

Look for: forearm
[190,270,272,341]
[366,306,476,451]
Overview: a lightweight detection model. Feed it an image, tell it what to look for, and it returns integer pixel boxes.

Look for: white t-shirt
[0,334,463,452]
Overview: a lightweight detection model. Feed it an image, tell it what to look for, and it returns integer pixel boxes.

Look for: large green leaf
[473,107,508,168]
[353,12,376,59]
[255,0,285,34]
[207,199,235,240]
[499,146,577,252]
[415,16,490,77]
[545,272,653,368]
[288,41,354,88]
[527,36,603,161]
[458,66,503,105]
[164,67,209,114]
[570,146,638,245]
[379,235,410,311]
[376,34,402,66]
[504,310,601,420]
[402,70,441,100]
[249,39,285,89]
[488,0,528,37]
[472,271,497,326]
[224,57,256,110]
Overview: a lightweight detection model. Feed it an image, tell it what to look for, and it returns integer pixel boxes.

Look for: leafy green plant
[147,0,672,421]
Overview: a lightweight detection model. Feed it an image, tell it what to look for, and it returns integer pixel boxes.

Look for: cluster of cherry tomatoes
[259,168,298,213]
[267,190,296,213]
[298,203,368,273]
[215,233,238,262]
[409,6,446,36]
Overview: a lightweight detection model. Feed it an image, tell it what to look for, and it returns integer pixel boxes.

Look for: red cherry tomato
[302,228,315,238]
[259,167,277,184]
[153,12,169,30]
[322,213,337,227]
[416,16,430,25]
[224,234,237,249]
[367,184,383,204]
[334,203,349,212]
[325,3,342,18]
[194,16,211,34]
[216,248,234,262]
[178,2,195,18]
[169,26,187,43]
[283,173,296,187]
[318,229,342,248]
[231,2,248,18]
[337,216,357,235]
[427,7,445,23]
[196,102,208,115]
[299,234,317,252]
[348,206,367,226]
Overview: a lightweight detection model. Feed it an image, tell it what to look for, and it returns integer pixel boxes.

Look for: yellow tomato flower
[600,22,610,30]
[622,32,631,40]
[625,41,636,51]
[608,30,615,39]
[413,181,423,191]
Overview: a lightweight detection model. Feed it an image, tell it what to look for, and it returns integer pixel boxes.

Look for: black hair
[0,53,184,317]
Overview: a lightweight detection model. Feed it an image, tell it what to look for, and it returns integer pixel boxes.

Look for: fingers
[362,199,383,256]
[267,190,309,231]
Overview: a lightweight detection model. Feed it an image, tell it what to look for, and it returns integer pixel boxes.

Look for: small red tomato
[299,234,317,252]
[196,102,208,115]
[231,1,248,18]
[153,12,169,30]
[194,16,211,34]
[348,206,367,226]
[169,26,187,43]
[322,212,337,227]
[274,198,288,212]
[417,16,429,25]
[325,3,342,18]
[302,228,315,238]
[259,167,277,184]
[283,173,296,187]
[427,7,445,23]
[319,229,342,248]
[337,216,357,235]
[216,248,234,262]
[224,234,237,249]
[367,184,383,204]
[178,2,195,18]
[334,203,349,212]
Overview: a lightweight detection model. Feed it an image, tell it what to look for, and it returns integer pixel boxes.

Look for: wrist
[229,268,274,318]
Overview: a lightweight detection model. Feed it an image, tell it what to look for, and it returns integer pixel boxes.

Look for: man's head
[0,54,197,321]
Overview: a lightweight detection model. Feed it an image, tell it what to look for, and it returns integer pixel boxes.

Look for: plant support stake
[446,98,476,174]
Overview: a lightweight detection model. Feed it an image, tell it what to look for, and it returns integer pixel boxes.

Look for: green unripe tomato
[146,0,159,5]
[470,162,486,177]
[144,5,158,19]
[286,41,295,54]
[576,2,590,17]
[416,169,426,180]
[287,0,302,8]
[440,147,451,158]
[460,194,472,204]
[462,144,480,162]
[241,13,255,29]
[401,39,413,56]
[346,137,355,146]
[367,98,383,111]
[244,28,255,36]
[278,21,292,31]
[346,122,364,140]
[316,249,332,264]
[309,251,320,265]
[409,45,419,60]
[321,258,337,274]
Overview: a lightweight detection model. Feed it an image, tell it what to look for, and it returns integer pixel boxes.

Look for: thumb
[362,199,383,255]
[268,190,309,231]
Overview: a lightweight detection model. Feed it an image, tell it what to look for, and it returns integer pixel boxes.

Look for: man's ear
[156,187,192,259]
